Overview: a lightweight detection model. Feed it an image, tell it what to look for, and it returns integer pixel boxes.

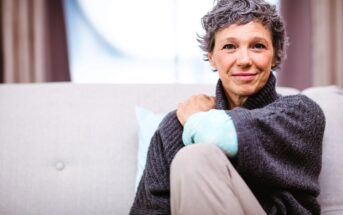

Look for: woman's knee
[171,144,226,177]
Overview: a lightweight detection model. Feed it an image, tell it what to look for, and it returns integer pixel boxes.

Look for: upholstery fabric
[0,83,341,214]
[0,83,213,215]
[302,86,343,215]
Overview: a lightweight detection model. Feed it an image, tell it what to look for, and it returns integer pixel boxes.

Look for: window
[64,0,280,84]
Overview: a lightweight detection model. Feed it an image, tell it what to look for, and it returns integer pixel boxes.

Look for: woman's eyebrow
[250,36,269,43]
[218,37,238,43]
[220,36,270,43]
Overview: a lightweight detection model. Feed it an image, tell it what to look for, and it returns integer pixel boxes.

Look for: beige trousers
[170,144,266,215]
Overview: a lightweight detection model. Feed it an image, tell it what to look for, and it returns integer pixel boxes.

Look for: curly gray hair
[198,0,288,70]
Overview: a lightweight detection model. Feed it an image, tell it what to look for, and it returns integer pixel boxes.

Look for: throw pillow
[135,106,166,190]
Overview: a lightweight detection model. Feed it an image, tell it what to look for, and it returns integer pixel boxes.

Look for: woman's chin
[234,85,259,97]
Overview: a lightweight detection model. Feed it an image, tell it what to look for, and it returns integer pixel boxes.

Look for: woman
[130,0,325,214]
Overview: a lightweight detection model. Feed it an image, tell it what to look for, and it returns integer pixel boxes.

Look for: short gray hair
[198,0,288,70]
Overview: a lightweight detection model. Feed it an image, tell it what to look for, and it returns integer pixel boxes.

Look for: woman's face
[208,21,275,105]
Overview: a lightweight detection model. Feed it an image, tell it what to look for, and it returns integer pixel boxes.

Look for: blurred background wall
[280,0,343,89]
[0,0,342,89]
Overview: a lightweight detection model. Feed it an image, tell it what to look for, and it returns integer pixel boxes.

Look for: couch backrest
[0,83,341,215]
[302,86,343,215]
[0,83,215,215]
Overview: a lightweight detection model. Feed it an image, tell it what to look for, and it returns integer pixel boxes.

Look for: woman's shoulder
[156,110,183,136]
[277,93,322,109]
[275,93,325,121]
[153,110,184,153]
[159,110,178,127]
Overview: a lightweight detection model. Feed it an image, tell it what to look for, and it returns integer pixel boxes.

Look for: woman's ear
[272,55,277,68]
[208,52,216,69]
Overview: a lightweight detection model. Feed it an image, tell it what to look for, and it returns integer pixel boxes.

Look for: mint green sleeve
[182,109,238,158]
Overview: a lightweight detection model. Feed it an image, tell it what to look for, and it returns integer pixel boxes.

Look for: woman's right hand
[176,94,216,126]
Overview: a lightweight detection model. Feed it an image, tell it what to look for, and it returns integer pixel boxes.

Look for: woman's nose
[236,48,252,66]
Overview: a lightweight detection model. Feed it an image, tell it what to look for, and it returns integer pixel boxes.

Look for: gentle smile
[231,73,257,81]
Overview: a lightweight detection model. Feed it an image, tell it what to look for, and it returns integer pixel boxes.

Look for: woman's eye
[223,44,236,50]
[253,43,266,49]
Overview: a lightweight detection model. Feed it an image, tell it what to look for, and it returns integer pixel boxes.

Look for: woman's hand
[176,94,216,126]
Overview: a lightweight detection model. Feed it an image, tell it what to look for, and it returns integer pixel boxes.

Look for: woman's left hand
[176,94,216,126]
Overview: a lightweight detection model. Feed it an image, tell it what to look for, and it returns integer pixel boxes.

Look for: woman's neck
[225,91,248,108]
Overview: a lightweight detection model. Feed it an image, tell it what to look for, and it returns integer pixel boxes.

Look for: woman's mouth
[231,72,257,81]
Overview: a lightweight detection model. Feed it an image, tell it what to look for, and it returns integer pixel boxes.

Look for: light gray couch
[0,83,342,215]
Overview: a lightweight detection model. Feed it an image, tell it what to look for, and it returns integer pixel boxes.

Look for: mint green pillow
[135,106,166,190]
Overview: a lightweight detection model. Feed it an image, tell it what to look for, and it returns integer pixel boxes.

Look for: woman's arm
[130,111,184,215]
[229,94,325,213]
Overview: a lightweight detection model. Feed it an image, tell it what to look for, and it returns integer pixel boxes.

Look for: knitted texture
[130,74,325,215]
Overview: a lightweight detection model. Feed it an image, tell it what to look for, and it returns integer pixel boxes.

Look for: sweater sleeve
[182,110,238,157]
[130,111,184,215]
[228,94,325,213]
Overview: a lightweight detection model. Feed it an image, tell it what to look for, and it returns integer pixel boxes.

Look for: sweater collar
[215,73,278,110]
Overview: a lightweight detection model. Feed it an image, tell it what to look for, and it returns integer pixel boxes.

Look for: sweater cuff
[182,110,238,157]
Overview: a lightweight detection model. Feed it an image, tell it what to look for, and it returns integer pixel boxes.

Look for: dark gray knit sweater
[130,74,325,215]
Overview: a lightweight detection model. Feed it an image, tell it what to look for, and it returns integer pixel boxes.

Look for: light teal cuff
[182,110,238,157]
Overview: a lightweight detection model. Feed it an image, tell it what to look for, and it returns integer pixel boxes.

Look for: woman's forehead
[215,21,272,41]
